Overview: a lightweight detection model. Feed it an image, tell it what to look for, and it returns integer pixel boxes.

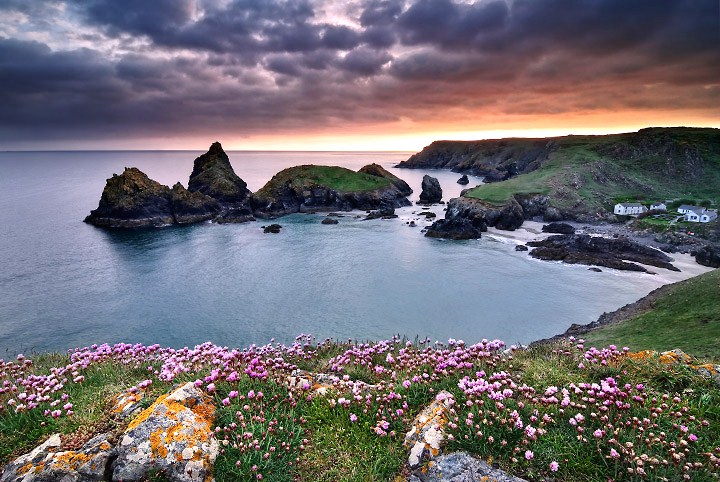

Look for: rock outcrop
[419,175,442,204]
[407,452,528,482]
[694,245,720,268]
[249,165,410,218]
[112,382,218,482]
[404,391,454,469]
[527,234,680,272]
[188,142,250,206]
[542,222,576,234]
[84,168,220,228]
[358,163,413,196]
[437,197,524,232]
[456,174,469,185]
[425,218,483,240]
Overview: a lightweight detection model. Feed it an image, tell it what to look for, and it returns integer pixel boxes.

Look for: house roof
[617,202,644,208]
[678,204,701,211]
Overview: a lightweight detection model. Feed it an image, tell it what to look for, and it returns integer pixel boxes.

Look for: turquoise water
[0,151,666,354]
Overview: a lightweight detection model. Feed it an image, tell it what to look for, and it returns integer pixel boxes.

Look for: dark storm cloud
[0,0,718,146]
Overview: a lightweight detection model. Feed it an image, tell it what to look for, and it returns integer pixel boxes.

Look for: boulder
[1,433,115,482]
[321,218,339,224]
[456,174,469,185]
[112,382,219,482]
[407,452,528,482]
[365,207,397,220]
[694,245,720,268]
[419,175,442,204]
[358,163,413,196]
[188,142,250,206]
[542,222,575,234]
[527,234,680,272]
[515,244,528,251]
[425,219,483,240]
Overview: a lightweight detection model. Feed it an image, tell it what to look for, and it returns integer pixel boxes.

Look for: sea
[0,150,674,355]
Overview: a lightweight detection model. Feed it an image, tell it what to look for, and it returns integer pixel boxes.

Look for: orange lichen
[126,393,168,431]
[626,350,656,361]
[17,463,34,475]
[692,363,718,375]
[50,451,92,470]
[149,429,168,459]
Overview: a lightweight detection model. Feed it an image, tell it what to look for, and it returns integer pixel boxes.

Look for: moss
[255,165,392,198]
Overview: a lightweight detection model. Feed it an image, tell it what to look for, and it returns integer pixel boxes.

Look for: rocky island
[85,145,413,227]
[249,165,411,218]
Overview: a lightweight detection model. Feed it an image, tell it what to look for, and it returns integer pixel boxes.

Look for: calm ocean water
[0,150,668,355]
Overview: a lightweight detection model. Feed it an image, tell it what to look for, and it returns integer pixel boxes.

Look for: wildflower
[525,450,534,460]
[550,461,559,472]
[350,413,358,422]
[610,448,620,459]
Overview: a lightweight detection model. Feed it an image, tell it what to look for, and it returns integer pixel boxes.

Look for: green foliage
[258,165,392,195]
[584,269,720,360]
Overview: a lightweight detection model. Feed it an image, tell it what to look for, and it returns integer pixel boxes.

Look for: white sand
[485,221,714,287]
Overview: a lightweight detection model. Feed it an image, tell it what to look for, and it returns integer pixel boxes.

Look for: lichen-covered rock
[188,142,250,206]
[286,370,376,396]
[110,386,148,420]
[358,163,413,196]
[1,433,114,482]
[404,391,454,469]
[419,176,442,204]
[407,451,528,482]
[111,382,218,482]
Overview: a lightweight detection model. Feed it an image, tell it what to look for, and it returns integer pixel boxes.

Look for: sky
[0,0,718,151]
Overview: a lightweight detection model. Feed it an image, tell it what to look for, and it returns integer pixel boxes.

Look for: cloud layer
[0,0,718,148]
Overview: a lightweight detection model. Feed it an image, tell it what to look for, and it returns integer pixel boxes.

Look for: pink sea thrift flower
[550,461,559,472]
[525,450,534,460]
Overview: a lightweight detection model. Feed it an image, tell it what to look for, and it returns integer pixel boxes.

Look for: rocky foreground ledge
[1,335,719,481]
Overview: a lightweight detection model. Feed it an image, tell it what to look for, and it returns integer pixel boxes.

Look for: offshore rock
[84,168,221,228]
[112,382,218,482]
[321,217,339,224]
[456,174,469,185]
[250,165,410,218]
[527,234,680,272]
[84,168,175,228]
[1,433,115,482]
[365,207,397,220]
[263,224,282,233]
[188,142,250,206]
[407,452,528,482]
[443,197,523,232]
[358,163,413,196]
[419,175,442,204]
[425,218,483,240]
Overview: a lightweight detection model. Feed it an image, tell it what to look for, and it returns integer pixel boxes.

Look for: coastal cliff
[249,165,411,218]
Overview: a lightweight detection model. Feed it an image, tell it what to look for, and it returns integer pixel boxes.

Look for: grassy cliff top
[583,268,720,359]
[463,127,720,210]
[254,165,392,196]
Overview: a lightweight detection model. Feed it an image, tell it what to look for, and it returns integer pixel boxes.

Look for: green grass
[583,269,720,360]
[256,165,392,195]
[462,128,720,215]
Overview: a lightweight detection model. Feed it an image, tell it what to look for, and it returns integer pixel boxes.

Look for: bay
[0,150,670,354]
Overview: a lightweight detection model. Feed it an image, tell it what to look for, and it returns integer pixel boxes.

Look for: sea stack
[419,175,442,204]
[358,163,413,196]
[188,142,251,206]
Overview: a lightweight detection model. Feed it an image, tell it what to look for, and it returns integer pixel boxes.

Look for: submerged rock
[419,175,442,204]
[263,223,282,233]
[112,382,218,482]
[358,163,413,196]
[527,234,680,272]
[321,218,339,224]
[188,142,250,206]
[515,244,528,251]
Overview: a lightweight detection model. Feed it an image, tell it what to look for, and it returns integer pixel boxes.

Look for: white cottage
[684,207,718,223]
[614,202,647,216]
[649,202,667,211]
[678,205,698,215]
